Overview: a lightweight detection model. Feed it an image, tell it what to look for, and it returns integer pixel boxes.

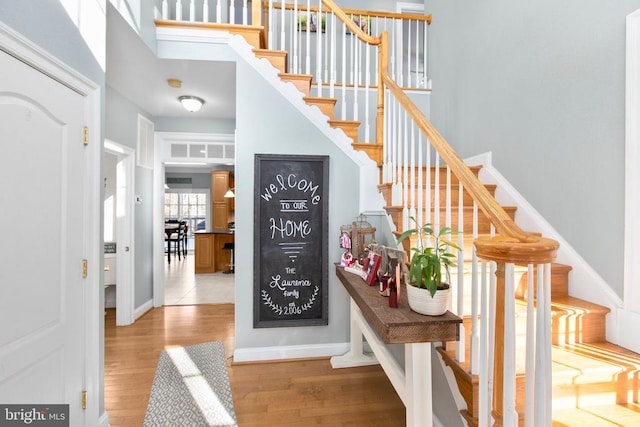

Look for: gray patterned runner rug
[143,341,237,426]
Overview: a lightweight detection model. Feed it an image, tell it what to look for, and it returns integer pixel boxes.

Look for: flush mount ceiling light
[178,95,205,113]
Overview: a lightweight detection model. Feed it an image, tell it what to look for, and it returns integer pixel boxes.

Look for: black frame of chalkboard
[253,154,329,328]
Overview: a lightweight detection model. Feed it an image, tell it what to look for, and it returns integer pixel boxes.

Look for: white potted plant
[397,217,460,315]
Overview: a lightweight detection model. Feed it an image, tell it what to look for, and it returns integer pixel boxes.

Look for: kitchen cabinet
[211,171,234,230]
[194,231,235,273]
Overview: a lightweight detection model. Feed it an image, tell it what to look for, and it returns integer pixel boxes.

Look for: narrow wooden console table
[331,265,462,427]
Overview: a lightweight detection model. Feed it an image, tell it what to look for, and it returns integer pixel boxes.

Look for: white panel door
[0,50,86,424]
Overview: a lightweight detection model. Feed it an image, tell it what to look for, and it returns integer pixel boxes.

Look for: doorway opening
[153,132,236,308]
[103,139,135,325]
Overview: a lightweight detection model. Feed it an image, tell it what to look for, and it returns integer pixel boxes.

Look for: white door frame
[622,9,640,353]
[0,22,101,423]
[104,139,136,325]
[152,131,235,307]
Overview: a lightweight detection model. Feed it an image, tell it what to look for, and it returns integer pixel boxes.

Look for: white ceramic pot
[406,283,451,316]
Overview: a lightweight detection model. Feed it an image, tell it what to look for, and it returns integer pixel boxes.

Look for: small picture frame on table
[362,251,382,286]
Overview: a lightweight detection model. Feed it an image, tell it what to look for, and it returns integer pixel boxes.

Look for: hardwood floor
[104,304,405,426]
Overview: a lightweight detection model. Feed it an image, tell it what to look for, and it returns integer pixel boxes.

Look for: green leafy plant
[396,217,461,297]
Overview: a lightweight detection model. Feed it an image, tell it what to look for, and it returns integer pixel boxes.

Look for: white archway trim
[621,9,640,353]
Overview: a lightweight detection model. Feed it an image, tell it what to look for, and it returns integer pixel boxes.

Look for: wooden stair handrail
[318,0,536,245]
[379,63,537,244]
[320,0,381,45]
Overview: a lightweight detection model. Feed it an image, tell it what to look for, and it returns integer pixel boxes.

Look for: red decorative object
[363,252,381,286]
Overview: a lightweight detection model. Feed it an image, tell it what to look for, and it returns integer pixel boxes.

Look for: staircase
[252,38,640,427]
[153,1,640,425]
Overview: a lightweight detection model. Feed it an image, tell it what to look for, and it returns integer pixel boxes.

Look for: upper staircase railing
[153,1,559,425]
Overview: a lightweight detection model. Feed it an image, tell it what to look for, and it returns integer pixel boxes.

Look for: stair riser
[552,314,607,345]
[304,98,336,119]
[516,266,571,299]
[279,74,312,96]
[328,120,359,141]
[254,50,288,74]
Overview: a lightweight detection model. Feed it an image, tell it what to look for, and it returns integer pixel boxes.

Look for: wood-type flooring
[104,304,405,426]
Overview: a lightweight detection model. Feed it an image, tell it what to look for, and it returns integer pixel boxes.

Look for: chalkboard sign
[254,154,329,328]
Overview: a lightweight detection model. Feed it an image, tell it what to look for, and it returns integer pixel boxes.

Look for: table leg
[405,342,433,427]
[330,299,378,368]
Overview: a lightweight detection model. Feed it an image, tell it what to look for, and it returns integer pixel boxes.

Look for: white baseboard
[465,152,623,345]
[233,342,350,363]
[135,299,154,320]
[98,411,109,427]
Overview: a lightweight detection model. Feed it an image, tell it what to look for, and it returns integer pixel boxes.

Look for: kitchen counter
[195,229,234,235]
[194,231,235,273]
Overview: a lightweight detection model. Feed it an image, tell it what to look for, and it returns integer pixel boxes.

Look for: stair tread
[303,96,337,103]
[550,296,611,315]
[253,48,287,55]
[328,119,360,125]
[552,404,640,427]
[278,72,312,78]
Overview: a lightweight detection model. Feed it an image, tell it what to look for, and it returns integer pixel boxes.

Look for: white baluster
[416,132,423,227]
[291,0,300,73]
[408,121,416,222]
[525,264,535,427]
[415,19,420,88]
[341,20,346,119]
[229,0,235,24]
[503,263,518,427]
[401,111,409,231]
[423,21,429,88]
[203,0,209,22]
[162,0,168,19]
[352,32,359,121]
[455,180,465,362]
[280,1,285,51]
[216,0,221,23]
[470,202,479,373]
[316,7,323,97]
[305,1,310,75]
[364,40,370,141]
[535,263,552,426]
[396,17,403,87]
[391,99,401,206]
[176,0,182,20]
[242,0,247,25]
[478,260,490,427]
[425,135,431,225]
[329,12,335,98]
[267,0,273,49]
[407,19,412,88]
[433,154,440,232]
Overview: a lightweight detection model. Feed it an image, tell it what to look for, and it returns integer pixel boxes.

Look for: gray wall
[105,86,155,307]
[155,117,236,133]
[424,0,640,298]
[233,52,362,350]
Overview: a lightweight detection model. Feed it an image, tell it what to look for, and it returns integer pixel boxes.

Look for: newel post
[474,235,558,427]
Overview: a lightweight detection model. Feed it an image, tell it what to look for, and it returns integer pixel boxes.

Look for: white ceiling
[106,6,236,120]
